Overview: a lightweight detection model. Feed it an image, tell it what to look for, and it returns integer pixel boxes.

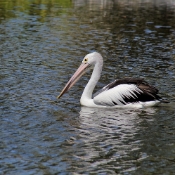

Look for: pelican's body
[58,52,162,108]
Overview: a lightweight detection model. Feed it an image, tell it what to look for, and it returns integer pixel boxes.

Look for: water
[0,0,175,174]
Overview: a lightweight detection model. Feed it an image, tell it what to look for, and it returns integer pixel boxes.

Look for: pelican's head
[82,52,103,65]
[57,52,103,99]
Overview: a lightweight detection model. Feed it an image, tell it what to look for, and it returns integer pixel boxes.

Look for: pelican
[58,52,163,108]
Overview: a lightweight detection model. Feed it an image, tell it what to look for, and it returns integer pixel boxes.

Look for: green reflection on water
[0,0,72,22]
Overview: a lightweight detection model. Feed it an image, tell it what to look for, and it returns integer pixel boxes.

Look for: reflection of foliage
[0,0,72,22]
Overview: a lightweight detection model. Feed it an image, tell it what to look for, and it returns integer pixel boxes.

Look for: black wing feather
[93,78,161,104]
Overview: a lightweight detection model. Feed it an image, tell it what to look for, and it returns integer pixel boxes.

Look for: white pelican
[58,52,163,108]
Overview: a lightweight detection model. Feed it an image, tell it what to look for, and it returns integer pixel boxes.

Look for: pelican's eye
[84,58,88,63]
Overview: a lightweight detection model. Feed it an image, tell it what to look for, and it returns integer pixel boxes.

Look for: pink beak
[57,63,90,99]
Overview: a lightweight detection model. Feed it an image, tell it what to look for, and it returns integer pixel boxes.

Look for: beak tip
[57,94,61,99]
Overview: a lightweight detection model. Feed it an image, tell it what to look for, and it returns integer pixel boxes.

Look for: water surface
[0,0,175,174]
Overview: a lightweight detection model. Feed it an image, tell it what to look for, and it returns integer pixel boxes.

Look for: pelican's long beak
[57,63,90,99]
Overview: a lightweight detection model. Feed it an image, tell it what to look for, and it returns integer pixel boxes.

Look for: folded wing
[93,78,160,106]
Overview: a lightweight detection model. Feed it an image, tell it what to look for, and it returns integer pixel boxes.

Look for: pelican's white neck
[80,54,103,106]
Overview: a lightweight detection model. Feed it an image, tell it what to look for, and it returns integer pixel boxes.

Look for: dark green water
[0,0,175,174]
